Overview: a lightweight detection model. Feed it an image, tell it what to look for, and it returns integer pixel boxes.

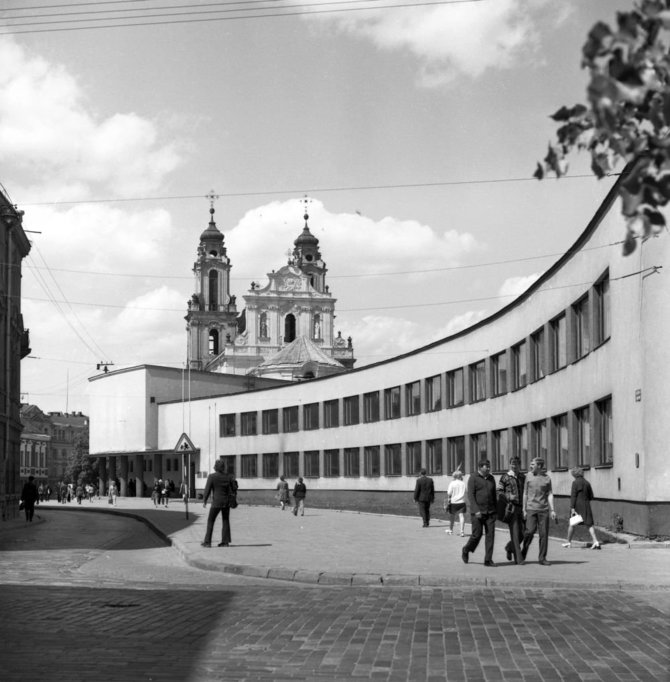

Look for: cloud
[498,272,541,299]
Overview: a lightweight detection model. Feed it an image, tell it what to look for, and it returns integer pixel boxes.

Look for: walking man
[292,477,306,516]
[497,456,526,564]
[521,457,557,566]
[414,468,435,527]
[201,459,238,547]
[462,460,497,566]
[20,476,39,522]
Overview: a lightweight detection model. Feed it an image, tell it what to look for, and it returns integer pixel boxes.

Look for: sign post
[174,433,196,520]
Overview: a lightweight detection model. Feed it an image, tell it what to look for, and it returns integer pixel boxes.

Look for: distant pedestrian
[462,460,497,567]
[292,477,306,516]
[563,467,600,550]
[414,468,435,527]
[444,469,466,536]
[108,481,118,506]
[276,475,290,511]
[85,483,94,502]
[75,484,84,505]
[162,479,170,507]
[521,458,557,566]
[38,483,45,502]
[152,479,161,508]
[20,476,39,522]
[497,456,526,564]
[201,459,238,547]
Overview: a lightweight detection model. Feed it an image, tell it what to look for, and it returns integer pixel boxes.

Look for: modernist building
[90,178,670,536]
[0,187,31,522]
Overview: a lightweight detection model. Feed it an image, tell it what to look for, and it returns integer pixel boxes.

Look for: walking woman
[563,467,600,549]
[276,475,290,511]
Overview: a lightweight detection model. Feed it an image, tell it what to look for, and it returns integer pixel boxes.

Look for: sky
[0,0,632,414]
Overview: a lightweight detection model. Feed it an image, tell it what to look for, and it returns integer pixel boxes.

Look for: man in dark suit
[414,468,435,527]
[201,459,238,548]
[462,460,498,566]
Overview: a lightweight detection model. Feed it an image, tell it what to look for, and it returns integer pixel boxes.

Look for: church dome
[200,207,224,243]
[294,224,318,247]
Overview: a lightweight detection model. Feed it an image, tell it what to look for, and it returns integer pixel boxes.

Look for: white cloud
[498,272,541,299]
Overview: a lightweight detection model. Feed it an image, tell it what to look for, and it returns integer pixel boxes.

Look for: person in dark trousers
[414,468,435,527]
[20,476,39,522]
[497,456,526,564]
[462,460,498,566]
[202,459,238,547]
[521,457,557,566]
[292,477,306,516]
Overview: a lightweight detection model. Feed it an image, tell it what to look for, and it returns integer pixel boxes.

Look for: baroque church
[185,198,355,380]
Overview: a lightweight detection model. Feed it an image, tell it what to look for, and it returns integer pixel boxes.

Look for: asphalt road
[0,511,668,681]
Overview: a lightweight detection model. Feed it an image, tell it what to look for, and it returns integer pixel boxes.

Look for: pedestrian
[292,477,306,516]
[38,483,44,502]
[462,460,497,567]
[444,469,466,536]
[414,468,435,527]
[201,459,238,547]
[152,479,161,508]
[563,467,600,550]
[85,483,94,502]
[276,475,290,511]
[497,456,526,565]
[20,476,39,522]
[162,479,170,507]
[108,481,118,506]
[521,458,557,566]
[75,484,84,505]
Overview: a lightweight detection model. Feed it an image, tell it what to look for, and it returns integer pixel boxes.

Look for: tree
[535,1,670,254]
[62,425,97,486]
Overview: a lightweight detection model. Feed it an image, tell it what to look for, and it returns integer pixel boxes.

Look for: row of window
[216,396,612,479]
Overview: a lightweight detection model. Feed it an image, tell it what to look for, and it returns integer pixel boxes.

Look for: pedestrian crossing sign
[174,433,195,453]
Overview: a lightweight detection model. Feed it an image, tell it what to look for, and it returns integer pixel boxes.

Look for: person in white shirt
[444,470,467,536]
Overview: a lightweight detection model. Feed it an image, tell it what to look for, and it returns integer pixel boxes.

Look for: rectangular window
[262,453,278,478]
[384,386,401,420]
[241,454,257,478]
[447,368,464,408]
[363,391,380,423]
[573,295,591,359]
[324,399,339,428]
[512,340,527,390]
[469,361,486,403]
[384,443,402,476]
[596,396,613,465]
[425,374,442,412]
[594,274,611,346]
[304,450,319,478]
[491,352,508,396]
[405,381,421,416]
[324,449,340,477]
[303,403,319,431]
[575,405,591,466]
[283,451,299,478]
[240,411,257,436]
[343,395,360,426]
[364,446,380,477]
[513,424,529,470]
[470,433,487,472]
[531,327,545,382]
[262,409,279,435]
[427,438,443,475]
[220,413,236,437]
[551,313,567,371]
[447,436,465,474]
[532,419,547,462]
[166,459,171,471]
[552,414,568,469]
[282,406,299,433]
[344,447,360,477]
[492,429,508,472]
[220,455,236,475]
[406,441,422,476]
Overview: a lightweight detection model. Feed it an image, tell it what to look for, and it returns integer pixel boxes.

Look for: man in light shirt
[521,457,557,566]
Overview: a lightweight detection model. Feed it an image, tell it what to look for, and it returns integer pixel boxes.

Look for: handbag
[569,513,583,527]
[18,500,24,511]
[502,502,515,523]
[229,492,238,509]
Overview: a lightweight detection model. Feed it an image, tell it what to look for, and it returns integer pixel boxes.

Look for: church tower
[185,194,239,370]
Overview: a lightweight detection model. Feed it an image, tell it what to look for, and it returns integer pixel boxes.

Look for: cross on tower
[206,189,219,210]
[302,194,311,226]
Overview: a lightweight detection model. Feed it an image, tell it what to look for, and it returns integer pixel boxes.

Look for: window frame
[405,381,421,416]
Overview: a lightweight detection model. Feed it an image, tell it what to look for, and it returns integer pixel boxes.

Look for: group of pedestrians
[151,478,176,508]
[275,475,307,516]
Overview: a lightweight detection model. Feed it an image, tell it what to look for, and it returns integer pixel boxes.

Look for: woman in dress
[276,475,290,511]
[444,470,467,536]
[563,467,600,549]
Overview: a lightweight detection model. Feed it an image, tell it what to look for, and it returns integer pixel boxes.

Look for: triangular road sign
[174,433,196,452]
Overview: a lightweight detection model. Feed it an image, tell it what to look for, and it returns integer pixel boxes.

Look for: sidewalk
[34,498,670,590]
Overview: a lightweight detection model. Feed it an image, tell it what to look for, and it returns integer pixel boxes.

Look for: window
[384,386,401,420]
[511,340,527,390]
[303,403,319,430]
[596,396,613,465]
[364,446,380,477]
[283,451,299,478]
[531,327,545,382]
[363,391,380,423]
[532,419,547,462]
[425,374,442,412]
[343,395,360,426]
[284,313,296,343]
[406,441,422,476]
[469,361,486,403]
[492,429,508,472]
[384,444,402,476]
[594,274,611,346]
[551,313,567,371]
[447,368,464,408]
[241,455,257,478]
[573,295,591,359]
[208,270,218,310]
[262,409,278,435]
[220,455,236,475]
[491,352,508,396]
[575,405,591,467]
[405,381,421,416]
[512,425,529,470]
[552,414,568,469]
[208,328,219,355]
[262,453,278,478]
[241,411,257,436]
[447,436,465,474]
[166,458,171,472]
[427,438,443,475]
[304,451,319,477]
[283,406,299,433]
[470,433,487,472]
[324,399,339,428]
[344,447,360,477]
[220,413,236,437]
[324,449,340,477]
